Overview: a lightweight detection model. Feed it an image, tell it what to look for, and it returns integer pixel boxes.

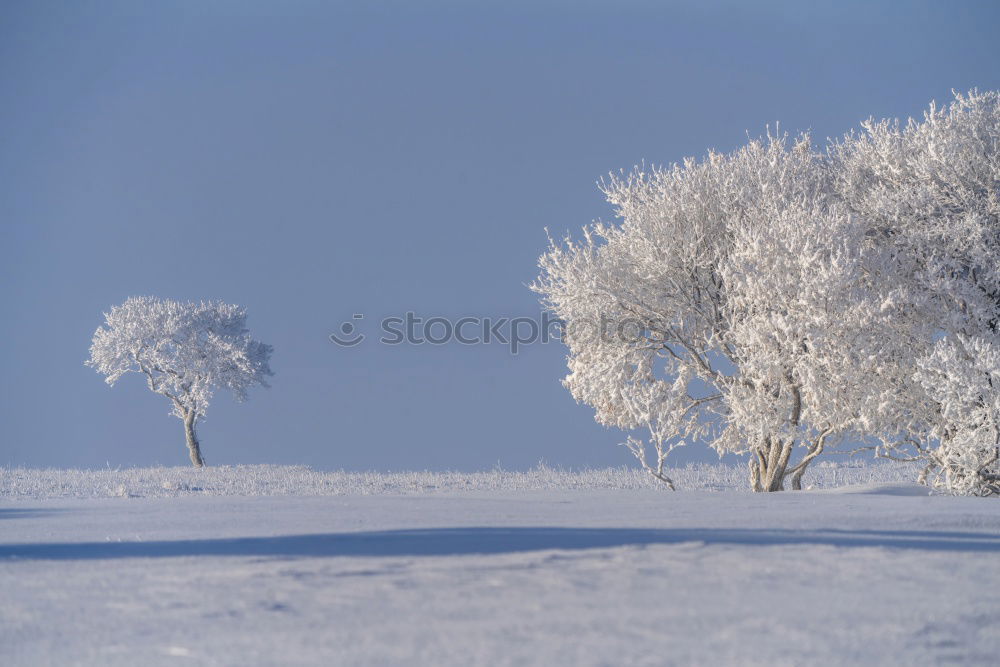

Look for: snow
[2,466,998,665]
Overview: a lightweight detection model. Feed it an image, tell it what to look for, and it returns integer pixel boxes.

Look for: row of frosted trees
[534,90,1000,496]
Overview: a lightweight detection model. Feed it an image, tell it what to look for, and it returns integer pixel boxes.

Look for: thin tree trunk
[183,411,204,468]
[787,430,831,490]
[749,457,763,492]
[774,440,792,491]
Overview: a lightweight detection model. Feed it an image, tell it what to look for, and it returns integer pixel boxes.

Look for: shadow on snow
[2,526,1000,560]
[0,508,66,521]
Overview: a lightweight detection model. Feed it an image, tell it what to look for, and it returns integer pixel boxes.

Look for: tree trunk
[183,411,204,468]
[749,457,762,492]
[790,466,806,490]
[750,437,792,492]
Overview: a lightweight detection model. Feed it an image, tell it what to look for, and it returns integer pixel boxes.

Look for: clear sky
[2,0,999,471]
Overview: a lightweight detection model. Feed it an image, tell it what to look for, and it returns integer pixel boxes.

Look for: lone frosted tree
[87,296,274,467]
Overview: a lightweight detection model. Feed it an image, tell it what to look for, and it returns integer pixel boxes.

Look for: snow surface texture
[2,467,997,666]
[0,461,920,499]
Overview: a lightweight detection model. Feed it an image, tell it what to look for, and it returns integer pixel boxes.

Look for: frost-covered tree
[535,90,1000,495]
[913,336,1000,496]
[832,90,1000,495]
[534,135,863,491]
[87,297,274,467]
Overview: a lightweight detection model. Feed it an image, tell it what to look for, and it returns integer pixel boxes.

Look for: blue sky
[2,1,999,470]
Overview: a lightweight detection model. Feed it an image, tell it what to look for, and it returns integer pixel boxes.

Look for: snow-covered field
[0,460,921,499]
[2,465,999,666]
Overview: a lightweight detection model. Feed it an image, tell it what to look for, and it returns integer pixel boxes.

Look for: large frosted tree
[534,134,864,491]
[535,90,1000,495]
[87,297,274,467]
